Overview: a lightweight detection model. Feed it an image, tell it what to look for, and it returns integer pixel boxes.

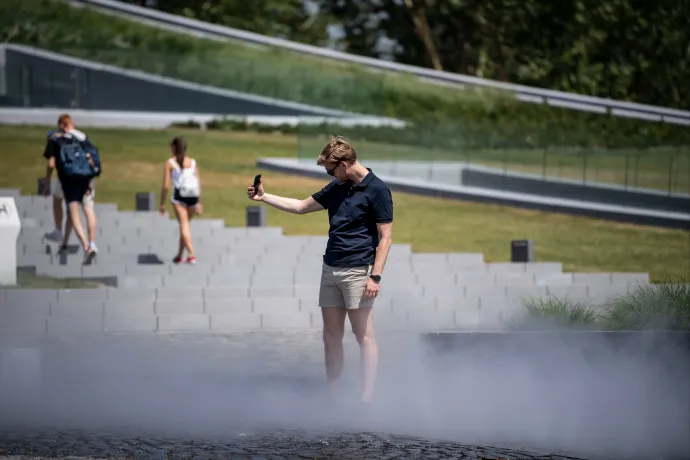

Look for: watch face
[370,275,381,282]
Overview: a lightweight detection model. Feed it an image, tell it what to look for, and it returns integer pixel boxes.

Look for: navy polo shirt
[312,169,393,267]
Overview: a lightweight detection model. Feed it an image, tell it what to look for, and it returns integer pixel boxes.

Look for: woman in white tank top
[159,136,202,264]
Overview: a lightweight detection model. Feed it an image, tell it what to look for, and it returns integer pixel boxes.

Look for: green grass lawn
[1,124,688,282]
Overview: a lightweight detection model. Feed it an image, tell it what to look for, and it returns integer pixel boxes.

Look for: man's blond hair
[316,136,358,166]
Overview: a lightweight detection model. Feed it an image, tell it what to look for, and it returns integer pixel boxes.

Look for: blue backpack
[55,135,102,179]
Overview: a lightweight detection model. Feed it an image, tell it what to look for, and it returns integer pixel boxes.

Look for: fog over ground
[0,328,688,460]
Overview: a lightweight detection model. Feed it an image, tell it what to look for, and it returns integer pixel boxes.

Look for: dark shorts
[172,188,199,207]
[60,176,92,204]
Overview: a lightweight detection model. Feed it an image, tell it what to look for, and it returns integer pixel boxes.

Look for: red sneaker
[173,256,183,264]
[185,256,197,265]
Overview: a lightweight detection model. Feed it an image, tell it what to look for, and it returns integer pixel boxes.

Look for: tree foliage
[121,0,331,45]
[317,0,690,109]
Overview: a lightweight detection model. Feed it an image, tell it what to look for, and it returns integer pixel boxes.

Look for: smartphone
[253,174,262,190]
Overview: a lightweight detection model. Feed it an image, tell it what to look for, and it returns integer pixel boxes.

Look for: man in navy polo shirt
[247,136,393,403]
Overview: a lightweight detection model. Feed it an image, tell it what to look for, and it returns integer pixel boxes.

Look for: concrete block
[611,272,650,285]
[495,273,535,285]
[477,304,504,330]
[298,298,319,311]
[0,316,47,344]
[465,284,502,297]
[163,273,209,288]
[486,263,526,274]
[155,300,204,315]
[81,265,127,278]
[207,273,252,287]
[479,295,524,311]
[119,275,164,289]
[156,287,204,301]
[203,287,249,300]
[106,287,156,302]
[46,314,104,336]
[411,253,449,264]
[204,299,252,314]
[535,273,574,285]
[249,286,294,298]
[505,285,548,299]
[210,313,262,330]
[447,252,485,265]
[253,298,300,313]
[157,314,210,332]
[261,312,313,329]
[573,273,612,284]
[407,308,456,331]
[390,297,436,311]
[50,301,105,318]
[374,309,408,330]
[57,288,108,303]
[546,285,590,300]
[104,315,157,333]
[525,262,563,275]
[104,300,155,317]
[5,289,58,305]
[125,264,170,276]
[436,296,480,310]
[251,273,295,287]
[414,272,457,286]
[382,284,423,298]
[0,348,42,396]
[452,306,481,329]
[293,285,320,298]
[383,272,417,285]
[588,284,629,301]
[456,273,496,284]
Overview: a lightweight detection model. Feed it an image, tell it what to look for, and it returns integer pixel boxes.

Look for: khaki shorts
[319,263,375,309]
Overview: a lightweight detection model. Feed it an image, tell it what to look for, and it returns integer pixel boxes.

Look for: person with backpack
[43,114,101,265]
[159,136,202,265]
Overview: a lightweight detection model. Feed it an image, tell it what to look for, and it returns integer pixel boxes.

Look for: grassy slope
[2,0,689,149]
[1,125,687,282]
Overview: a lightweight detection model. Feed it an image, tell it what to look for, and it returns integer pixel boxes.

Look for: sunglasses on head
[326,160,341,176]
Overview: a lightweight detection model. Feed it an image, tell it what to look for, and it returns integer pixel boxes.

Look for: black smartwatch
[369,274,381,282]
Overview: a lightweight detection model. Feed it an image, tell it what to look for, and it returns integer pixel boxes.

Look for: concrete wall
[0,45,400,122]
[461,165,690,214]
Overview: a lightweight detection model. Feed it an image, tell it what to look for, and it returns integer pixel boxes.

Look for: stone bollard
[247,206,266,227]
[37,177,47,196]
[135,192,156,211]
[511,239,534,263]
[0,197,21,285]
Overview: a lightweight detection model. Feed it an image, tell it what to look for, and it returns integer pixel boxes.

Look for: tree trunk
[402,0,444,71]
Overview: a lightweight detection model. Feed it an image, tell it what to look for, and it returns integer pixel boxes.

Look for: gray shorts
[319,263,375,309]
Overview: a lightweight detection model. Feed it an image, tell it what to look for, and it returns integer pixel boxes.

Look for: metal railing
[74,0,690,126]
[296,121,690,197]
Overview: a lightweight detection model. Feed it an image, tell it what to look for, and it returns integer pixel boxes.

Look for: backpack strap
[168,158,181,171]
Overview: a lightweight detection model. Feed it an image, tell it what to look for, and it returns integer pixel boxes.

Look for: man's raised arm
[262,194,323,215]
[247,177,324,215]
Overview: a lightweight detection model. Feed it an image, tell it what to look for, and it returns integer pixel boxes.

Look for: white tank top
[169,157,196,189]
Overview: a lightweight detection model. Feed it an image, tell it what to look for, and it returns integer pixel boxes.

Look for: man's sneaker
[185,256,197,265]
[43,229,63,242]
[83,242,98,265]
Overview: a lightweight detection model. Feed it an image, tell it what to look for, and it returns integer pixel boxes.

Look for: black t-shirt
[312,169,393,267]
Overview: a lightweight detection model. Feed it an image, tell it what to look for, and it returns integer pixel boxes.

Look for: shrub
[601,281,690,331]
[508,296,600,331]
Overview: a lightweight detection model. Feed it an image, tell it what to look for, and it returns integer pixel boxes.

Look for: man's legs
[321,306,347,395]
[347,307,378,403]
[341,265,378,403]
[65,201,89,251]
